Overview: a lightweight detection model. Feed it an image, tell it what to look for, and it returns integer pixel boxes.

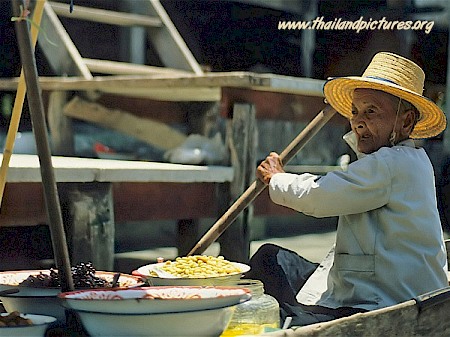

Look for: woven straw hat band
[362,52,425,95]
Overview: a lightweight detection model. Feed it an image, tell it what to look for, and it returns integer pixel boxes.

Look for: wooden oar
[13,0,74,292]
[188,105,337,256]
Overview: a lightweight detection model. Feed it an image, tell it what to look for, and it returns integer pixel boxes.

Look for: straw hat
[323,52,446,139]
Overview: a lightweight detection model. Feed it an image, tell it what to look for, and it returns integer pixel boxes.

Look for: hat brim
[323,76,446,139]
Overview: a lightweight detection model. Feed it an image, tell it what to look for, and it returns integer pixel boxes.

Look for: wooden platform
[1,154,233,183]
[0,72,325,101]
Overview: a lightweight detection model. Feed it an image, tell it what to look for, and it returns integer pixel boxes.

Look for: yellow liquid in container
[221,280,280,336]
[221,322,279,336]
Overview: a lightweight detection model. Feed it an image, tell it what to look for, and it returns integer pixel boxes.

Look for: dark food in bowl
[0,311,33,327]
[19,262,113,288]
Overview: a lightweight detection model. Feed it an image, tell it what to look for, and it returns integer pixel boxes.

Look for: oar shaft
[13,0,74,292]
[188,105,336,256]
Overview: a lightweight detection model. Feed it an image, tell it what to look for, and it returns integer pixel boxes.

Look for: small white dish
[0,313,56,337]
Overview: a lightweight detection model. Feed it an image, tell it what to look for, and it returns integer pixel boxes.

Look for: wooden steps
[48,1,163,28]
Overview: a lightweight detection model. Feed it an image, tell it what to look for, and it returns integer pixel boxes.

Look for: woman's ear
[401,109,416,136]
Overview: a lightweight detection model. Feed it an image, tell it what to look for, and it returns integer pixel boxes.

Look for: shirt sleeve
[268,152,392,217]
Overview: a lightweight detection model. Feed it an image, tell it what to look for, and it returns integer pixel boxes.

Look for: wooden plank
[145,0,203,74]
[82,58,191,76]
[0,154,234,183]
[47,91,75,156]
[63,96,187,150]
[0,72,325,101]
[49,1,162,27]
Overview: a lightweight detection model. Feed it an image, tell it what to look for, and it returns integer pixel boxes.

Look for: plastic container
[221,279,280,336]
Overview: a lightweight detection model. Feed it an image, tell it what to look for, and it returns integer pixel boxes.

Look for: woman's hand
[256,152,285,185]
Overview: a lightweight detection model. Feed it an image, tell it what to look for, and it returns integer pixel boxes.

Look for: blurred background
[0,0,448,271]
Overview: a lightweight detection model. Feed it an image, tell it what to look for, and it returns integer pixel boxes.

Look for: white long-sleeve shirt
[269,139,448,310]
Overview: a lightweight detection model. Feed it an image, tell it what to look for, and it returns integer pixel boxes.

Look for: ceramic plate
[134,261,250,286]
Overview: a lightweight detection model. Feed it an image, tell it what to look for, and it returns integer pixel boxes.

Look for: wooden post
[47,91,75,156]
[218,103,256,262]
[60,183,115,270]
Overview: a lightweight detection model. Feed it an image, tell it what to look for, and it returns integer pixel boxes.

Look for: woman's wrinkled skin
[350,89,415,154]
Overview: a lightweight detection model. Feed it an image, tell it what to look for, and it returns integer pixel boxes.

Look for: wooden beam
[49,1,162,27]
[63,96,187,150]
[144,0,203,74]
[0,72,324,94]
[82,58,191,76]
[0,72,325,101]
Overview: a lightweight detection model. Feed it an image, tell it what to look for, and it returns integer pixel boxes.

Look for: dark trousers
[244,243,367,327]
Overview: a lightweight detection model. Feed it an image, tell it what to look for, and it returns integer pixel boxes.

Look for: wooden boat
[262,286,450,336]
[263,240,450,337]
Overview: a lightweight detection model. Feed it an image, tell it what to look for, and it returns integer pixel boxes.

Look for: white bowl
[0,313,56,337]
[0,270,144,323]
[59,286,251,314]
[0,270,144,296]
[75,306,235,337]
[133,262,250,286]
[0,294,65,323]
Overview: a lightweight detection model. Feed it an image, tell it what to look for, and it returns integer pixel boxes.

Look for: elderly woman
[246,52,448,326]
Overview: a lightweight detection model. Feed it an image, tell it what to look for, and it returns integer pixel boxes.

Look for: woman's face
[350,89,400,154]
